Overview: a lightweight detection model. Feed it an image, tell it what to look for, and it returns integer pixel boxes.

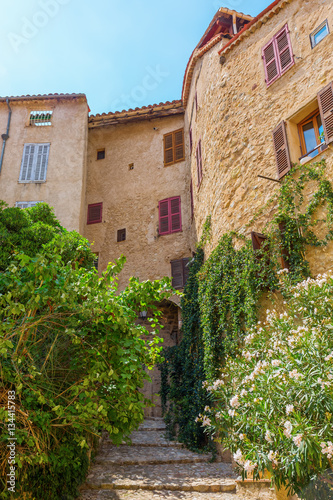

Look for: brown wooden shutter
[251,232,267,251]
[164,133,174,165]
[262,41,279,85]
[276,26,294,74]
[159,200,170,234]
[171,260,184,288]
[272,121,291,179]
[182,258,190,286]
[170,197,181,232]
[318,82,333,145]
[87,203,103,224]
[174,129,184,161]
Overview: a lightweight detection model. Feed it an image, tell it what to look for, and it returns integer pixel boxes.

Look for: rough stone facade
[185,0,333,276]
[0,95,89,233]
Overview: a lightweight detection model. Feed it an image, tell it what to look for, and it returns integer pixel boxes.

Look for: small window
[298,110,326,161]
[97,149,105,160]
[196,140,203,186]
[19,143,50,182]
[16,201,42,209]
[159,197,182,235]
[311,20,329,48]
[87,203,103,224]
[262,24,294,87]
[164,129,185,166]
[29,111,53,126]
[171,258,190,289]
[117,228,126,242]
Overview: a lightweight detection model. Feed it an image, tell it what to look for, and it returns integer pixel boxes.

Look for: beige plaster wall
[186,0,333,275]
[85,114,192,290]
[0,97,89,232]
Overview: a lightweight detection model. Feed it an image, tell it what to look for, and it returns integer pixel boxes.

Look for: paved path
[78,418,239,499]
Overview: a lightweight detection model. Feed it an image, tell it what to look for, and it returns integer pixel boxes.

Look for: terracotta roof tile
[89,99,182,120]
[0,92,87,102]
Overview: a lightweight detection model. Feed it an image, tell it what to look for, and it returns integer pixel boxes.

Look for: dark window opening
[97,149,105,160]
[117,228,126,242]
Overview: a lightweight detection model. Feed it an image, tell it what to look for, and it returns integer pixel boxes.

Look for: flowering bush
[197,270,333,497]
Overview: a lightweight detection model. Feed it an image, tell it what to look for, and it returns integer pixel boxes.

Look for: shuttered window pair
[164,129,185,166]
[19,143,50,182]
[273,82,333,179]
[171,258,190,289]
[196,140,203,186]
[262,24,294,86]
[87,203,103,224]
[159,197,182,235]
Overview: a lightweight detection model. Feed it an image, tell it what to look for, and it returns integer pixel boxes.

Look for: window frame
[16,201,42,209]
[29,110,53,127]
[196,139,203,187]
[163,129,185,167]
[117,228,126,242]
[87,202,103,225]
[298,110,326,160]
[158,196,182,236]
[310,20,330,49]
[97,149,105,160]
[18,143,50,183]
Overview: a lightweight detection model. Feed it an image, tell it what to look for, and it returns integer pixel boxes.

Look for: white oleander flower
[293,434,303,448]
[265,430,273,443]
[230,395,240,408]
[286,404,294,415]
[228,409,236,417]
[283,421,292,439]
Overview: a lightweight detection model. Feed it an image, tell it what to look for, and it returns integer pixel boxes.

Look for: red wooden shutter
[196,140,203,186]
[159,200,170,234]
[174,129,184,162]
[318,82,333,145]
[171,260,183,288]
[87,203,103,224]
[164,133,174,165]
[276,25,294,75]
[170,197,181,233]
[272,121,291,179]
[262,40,279,86]
[251,232,267,251]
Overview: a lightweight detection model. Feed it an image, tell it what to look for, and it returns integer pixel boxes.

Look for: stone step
[95,445,212,466]
[105,431,183,448]
[83,462,237,494]
[79,490,238,499]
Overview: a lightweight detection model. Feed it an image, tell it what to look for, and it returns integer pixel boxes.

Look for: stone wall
[186,0,333,275]
[85,112,191,290]
[0,96,89,233]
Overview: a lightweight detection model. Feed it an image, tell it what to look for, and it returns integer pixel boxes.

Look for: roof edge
[0,93,87,103]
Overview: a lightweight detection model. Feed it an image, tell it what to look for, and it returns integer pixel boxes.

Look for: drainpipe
[0,99,12,174]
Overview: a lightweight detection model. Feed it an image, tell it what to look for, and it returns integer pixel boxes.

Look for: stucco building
[0,0,333,415]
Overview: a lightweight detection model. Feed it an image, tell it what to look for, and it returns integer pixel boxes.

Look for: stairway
[78,418,238,499]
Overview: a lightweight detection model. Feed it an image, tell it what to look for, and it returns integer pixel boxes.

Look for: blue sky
[1,0,270,115]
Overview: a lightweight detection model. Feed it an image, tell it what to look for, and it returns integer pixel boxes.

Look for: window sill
[18,180,46,184]
[299,146,328,166]
[164,158,185,167]
[159,230,183,237]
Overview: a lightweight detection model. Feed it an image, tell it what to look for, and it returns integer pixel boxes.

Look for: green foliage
[0,202,94,271]
[0,206,173,499]
[160,249,212,451]
[199,270,333,498]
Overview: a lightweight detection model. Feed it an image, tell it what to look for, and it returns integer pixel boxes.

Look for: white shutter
[16,201,42,208]
[34,144,49,181]
[20,144,35,181]
[19,143,49,182]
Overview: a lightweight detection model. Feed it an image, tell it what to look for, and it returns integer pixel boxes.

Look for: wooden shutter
[164,133,174,165]
[171,260,183,288]
[276,25,294,75]
[251,232,267,251]
[87,203,102,224]
[182,258,190,286]
[159,200,170,234]
[272,121,291,179]
[190,179,194,219]
[189,128,193,153]
[34,144,49,181]
[174,130,184,162]
[20,144,35,181]
[196,140,203,186]
[318,82,333,144]
[262,40,279,86]
[170,197,181,233]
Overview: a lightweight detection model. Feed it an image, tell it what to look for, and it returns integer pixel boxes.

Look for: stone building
[0,0,333,414]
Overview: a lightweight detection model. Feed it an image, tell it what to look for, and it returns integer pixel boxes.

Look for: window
[311,20,329,48]
[159,197,182,235]
[298,110,326,160]
[171,258,190,289]
[163,129,185,166]
[262,24,294,86]
[16,201,42,209]
[117,228,126,242]
[29,110,53,126]
[87,203,103,224]
[19,143,50,182]
[97,149,105,160]
[196,140,203,186]
[190,179,194,219]
[251,232,267,252]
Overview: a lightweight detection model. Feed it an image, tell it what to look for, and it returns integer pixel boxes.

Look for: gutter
[0,99,12,175]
